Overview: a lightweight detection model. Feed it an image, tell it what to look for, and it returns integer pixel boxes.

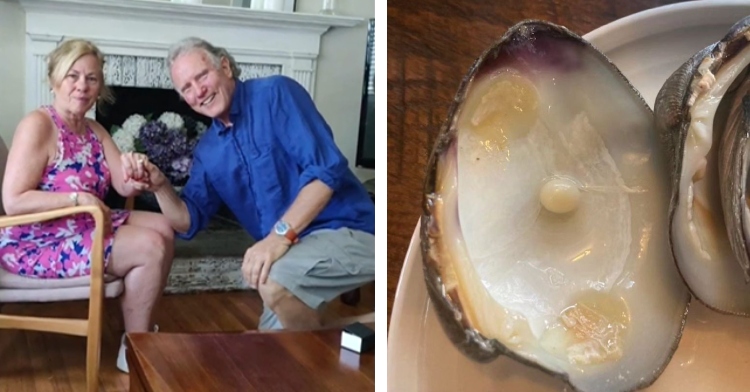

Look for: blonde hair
[47,39,115,105]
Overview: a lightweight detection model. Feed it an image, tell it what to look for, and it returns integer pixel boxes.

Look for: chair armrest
[125,196,135,211]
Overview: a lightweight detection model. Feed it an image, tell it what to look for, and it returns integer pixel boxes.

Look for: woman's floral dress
[0,106,130,278]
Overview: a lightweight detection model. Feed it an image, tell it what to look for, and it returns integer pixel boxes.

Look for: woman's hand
[77,192,112,234]
[121,152,149,183]
[121,152,168,192]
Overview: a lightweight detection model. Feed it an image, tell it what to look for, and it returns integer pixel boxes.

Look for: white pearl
[540,177,581,214]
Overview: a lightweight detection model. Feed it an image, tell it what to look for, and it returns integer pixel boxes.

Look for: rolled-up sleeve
[177,153,222,240]
[275,77,349,192]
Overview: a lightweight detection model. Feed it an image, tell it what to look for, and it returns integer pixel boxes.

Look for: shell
[422,20,689,392]
[654,15,750,315]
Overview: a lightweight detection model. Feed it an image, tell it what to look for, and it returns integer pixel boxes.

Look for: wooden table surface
[386,0,691,327]
[126,328,374,392]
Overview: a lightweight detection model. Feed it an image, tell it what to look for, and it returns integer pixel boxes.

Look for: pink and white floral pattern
[0,106,130,279]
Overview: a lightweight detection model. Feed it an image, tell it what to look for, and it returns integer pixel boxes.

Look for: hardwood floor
[0,283,374,391]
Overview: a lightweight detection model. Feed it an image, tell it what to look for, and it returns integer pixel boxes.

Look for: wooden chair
[0,206,119,392]
[0,139,132,392]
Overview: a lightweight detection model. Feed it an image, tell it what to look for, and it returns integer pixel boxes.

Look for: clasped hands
[120,152,167,192]
[69,153,162,234]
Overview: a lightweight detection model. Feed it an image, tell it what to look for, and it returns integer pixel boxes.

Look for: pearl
[540,177,581,214]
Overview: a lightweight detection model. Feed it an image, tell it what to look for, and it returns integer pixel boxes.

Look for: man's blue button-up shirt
[177,75,375,241]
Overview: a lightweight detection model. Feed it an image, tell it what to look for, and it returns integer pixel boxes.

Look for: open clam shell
[422,20,689,392]
[655,15,750,315]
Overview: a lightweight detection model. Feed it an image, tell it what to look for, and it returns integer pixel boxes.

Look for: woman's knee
[109,227,165,277]
[147,214,175,244]
[143,229,173,268]
[159,217,175,244]
[127,211,175,244]
[116,227,170,266]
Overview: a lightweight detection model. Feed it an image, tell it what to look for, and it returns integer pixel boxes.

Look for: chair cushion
[0,280,124,302]
[0,266,119,289]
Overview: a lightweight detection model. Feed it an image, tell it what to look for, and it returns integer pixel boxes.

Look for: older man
[129,37,375,330]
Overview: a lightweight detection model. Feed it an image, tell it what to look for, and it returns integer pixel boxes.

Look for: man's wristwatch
[273,220,299,244]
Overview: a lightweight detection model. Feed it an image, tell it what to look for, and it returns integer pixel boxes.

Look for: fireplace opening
[96,86,210,134]
[97,86,239,226]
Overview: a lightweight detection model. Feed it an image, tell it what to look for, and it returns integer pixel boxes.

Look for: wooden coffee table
[126,327,375,391]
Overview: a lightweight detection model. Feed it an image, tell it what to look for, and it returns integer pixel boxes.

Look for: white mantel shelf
[17,0,363,33]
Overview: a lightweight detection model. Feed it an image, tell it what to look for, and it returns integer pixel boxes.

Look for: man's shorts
[259,227,375,330]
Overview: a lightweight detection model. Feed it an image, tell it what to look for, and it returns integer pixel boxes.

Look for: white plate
[388,2,750,391]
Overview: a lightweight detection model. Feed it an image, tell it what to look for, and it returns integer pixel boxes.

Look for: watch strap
[284,227,299,244]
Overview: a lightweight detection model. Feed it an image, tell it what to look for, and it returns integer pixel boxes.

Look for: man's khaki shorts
[258,227,375,330]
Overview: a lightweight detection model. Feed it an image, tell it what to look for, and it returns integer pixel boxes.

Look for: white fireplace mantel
[17,0,363,115]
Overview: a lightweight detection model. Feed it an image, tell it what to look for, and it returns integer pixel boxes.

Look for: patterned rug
[165,216,254,294]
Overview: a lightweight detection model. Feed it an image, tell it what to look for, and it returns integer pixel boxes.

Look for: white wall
[0,0,26,146]
[151,0,375,181]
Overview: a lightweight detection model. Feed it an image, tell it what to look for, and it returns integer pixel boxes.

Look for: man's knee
[257,279,295,310]
[257,279,322,331]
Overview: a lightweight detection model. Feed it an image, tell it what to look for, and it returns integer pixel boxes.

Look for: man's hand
[241,235,292,289]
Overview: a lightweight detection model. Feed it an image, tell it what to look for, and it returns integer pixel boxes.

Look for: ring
[137,158,145,164]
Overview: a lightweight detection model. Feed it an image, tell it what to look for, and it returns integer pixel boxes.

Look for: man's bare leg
[257,279,321,331]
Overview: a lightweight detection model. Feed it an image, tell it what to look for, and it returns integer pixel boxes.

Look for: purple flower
[136,119,200,186]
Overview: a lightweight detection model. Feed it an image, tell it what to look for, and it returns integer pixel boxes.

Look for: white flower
[158,112,184,130]
[115,113,144,152]
[113,129,136,152]
[122,114,147,135]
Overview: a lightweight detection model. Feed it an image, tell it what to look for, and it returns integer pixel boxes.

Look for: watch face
[274,221,289,235]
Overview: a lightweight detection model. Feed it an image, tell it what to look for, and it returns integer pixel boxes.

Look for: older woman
[0,39,173,373]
